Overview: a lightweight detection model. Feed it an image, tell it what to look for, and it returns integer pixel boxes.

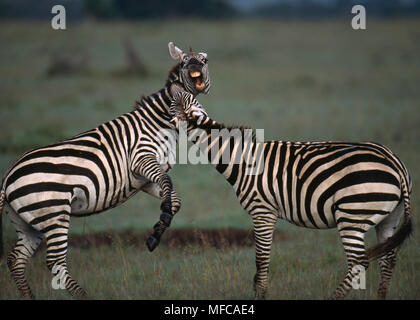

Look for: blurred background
[0,0,419,299]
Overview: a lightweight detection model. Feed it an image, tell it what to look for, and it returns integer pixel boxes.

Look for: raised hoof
[146,235,160,252]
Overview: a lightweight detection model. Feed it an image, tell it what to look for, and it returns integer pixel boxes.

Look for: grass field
[0,18,419,300]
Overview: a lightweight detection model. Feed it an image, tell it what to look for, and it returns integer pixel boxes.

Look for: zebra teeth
[189,71,201,78]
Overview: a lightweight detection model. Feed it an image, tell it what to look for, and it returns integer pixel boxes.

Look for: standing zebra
[170,92,413,299]
[0,42,210,298]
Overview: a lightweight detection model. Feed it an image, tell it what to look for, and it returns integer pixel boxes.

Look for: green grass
[1,229,417,299]
[0,18,419,299]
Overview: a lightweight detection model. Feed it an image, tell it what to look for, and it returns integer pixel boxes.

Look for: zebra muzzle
[189,70,205,91]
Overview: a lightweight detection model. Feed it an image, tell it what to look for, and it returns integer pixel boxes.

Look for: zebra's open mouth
[189,70,205,91]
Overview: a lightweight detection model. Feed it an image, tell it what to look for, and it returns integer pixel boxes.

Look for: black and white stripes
[0,43,211,298]
[171,92,413,299]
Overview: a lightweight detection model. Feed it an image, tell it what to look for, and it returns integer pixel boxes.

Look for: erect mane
[188,119,258,143]
[168,63,181,75]
[134,95,147,110]
[134,63,182,111]
[166,63,182,86]
[188,118,253,133]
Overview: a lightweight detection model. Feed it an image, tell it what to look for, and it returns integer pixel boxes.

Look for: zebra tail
[0,188,5,261]
[366,178,413,261]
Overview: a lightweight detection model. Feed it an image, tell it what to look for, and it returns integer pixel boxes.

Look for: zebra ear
[168,42,185,62]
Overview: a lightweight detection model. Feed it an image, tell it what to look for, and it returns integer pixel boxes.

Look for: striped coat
[170,91,413,299]
[0,42,211,298]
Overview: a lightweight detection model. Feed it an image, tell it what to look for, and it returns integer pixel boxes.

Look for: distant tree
[0,0,84,20]
[252,0,420,19]
[1,0,419,20]
[85,0,236,19]
[85,0,118,19]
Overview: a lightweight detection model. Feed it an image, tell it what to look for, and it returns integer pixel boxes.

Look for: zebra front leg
[132,155,176,252]
[252,213,277,300]
[146,176,177,252]
[142,183,182,215]
[142,183,181,251]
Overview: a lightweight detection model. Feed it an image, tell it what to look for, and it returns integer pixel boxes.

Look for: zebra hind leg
[375,202,404,299]
[43,211,86,298]
[332,221,369,300]
[377,249,397,299]
[6,205,43,299]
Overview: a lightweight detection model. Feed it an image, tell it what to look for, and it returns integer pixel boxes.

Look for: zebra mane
[196,121,251,132]
[188,118,256,141]
[166,63,182,86]
[134,63,182,111]
[134,96,147,110]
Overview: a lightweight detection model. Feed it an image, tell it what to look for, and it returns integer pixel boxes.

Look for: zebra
[0,42,210,299]
[170,91,413,299]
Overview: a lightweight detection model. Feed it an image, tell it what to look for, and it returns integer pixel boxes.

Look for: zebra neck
[166,63,183,87]
[186,119,256,181]
[135,64,183,114]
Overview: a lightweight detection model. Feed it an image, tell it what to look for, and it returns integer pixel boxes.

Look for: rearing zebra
[170,91,413,299]
[0,42,210,298]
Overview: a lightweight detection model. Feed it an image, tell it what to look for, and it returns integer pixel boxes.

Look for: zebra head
[168,42,210,96]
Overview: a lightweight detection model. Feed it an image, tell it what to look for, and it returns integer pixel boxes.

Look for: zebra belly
[5,170,148,222]
[277,206,337,229]
[70,174,150,216]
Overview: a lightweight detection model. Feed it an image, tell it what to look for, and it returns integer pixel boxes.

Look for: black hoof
[146,235,160,252]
